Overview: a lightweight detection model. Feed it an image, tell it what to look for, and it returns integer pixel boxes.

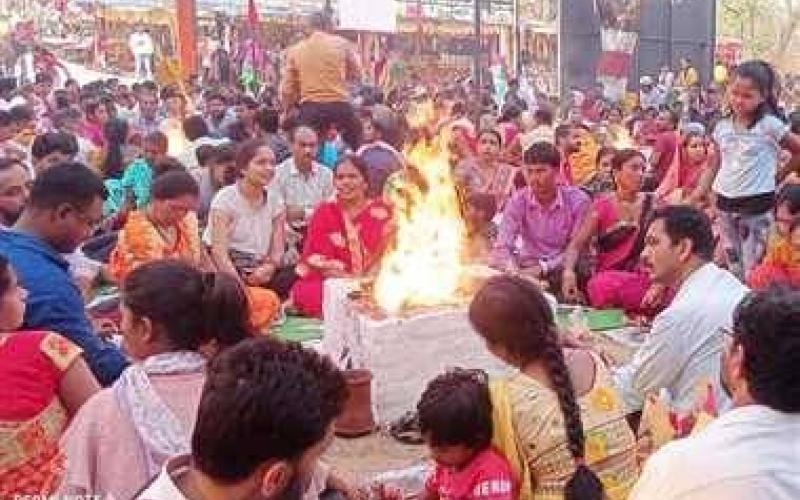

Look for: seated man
[357,105,403,197]
[137,337,349,500]
[0,162,128,385]
[490,141,591,295]
[630,286,800,499]
[614,206,749,417]
[272,125,334,263]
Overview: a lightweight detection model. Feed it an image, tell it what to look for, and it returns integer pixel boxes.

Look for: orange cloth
[280,32,361,106]
[109,210,280,330]
[109,210,203,283]
[747,232,800,290]
[571,132,599,186]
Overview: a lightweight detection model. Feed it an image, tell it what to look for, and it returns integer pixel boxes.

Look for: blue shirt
[0,230,128,385]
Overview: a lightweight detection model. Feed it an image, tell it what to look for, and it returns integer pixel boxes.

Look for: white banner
[338,0,397,32]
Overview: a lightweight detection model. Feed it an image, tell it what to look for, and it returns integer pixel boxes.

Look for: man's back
[281,32,359,105]
[631,405,800,499]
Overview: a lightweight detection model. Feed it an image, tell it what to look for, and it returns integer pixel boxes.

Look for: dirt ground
[324,328,639,482]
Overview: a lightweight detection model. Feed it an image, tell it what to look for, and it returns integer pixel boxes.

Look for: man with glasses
[631,286,800,499]
[614,205,749,418]
[0,162,127,385]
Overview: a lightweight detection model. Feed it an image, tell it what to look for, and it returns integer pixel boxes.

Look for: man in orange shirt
[280,12,363,150]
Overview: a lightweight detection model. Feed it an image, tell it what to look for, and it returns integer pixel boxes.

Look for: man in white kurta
[614,206,749,414]
[630,287,800,500]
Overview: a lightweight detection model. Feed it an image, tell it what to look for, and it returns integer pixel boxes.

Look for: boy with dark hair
[137,337,348,499]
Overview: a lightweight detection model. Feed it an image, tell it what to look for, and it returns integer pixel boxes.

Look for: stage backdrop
[560,0,715,95]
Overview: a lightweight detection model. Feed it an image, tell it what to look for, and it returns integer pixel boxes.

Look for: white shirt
[614,263,748,413]
[136,454,191,499]
[630,405,800,500]
[202,183,284,258]
[272,158,334,221]
[129,31,154,56]
[712,115,789,198]
[640,86,667,110]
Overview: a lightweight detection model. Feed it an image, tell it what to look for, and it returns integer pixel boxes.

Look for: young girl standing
[692,60,800,278]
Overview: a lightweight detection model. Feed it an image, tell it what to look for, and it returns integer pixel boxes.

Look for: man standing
[630,286,800,499]
[280,11,363,150]
[0,163,127,385]
[614,206,748,415]
[273,125,333,232]
[490,142,590,294]
[128,24,154,80]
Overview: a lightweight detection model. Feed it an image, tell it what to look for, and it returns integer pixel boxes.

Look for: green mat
[555,307,627,331]
[273,316,324,343]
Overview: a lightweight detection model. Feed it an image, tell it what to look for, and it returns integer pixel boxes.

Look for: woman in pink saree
[562,149,667,316]
[291,155,393,318]
[655,130,710,203]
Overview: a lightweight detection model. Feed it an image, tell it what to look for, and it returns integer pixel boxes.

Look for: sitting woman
[204,138,297,299]
[0,256,99,497]
[109,170,279,329]
[562,149,665,316]
[469,275,638,500]
[109,170,206,282]
[60,260,252,499]
[455,129,522,208]
[748,185,800,289]
[291,155,393,318]
[582,146,617,197]
[655,130,710,204]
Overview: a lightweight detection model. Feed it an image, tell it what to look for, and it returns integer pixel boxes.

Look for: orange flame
[374,113,466,313]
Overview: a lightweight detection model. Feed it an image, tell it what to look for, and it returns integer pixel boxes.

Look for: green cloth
[103,158,153,217]
[273,316,324,343]
[555,308,627,331]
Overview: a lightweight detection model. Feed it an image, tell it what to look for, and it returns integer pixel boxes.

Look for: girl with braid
[469,275,637,499]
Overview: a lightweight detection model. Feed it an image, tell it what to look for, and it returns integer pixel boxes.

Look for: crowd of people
[0,10,799,500]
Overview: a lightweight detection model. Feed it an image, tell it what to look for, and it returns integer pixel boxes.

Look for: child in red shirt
[417,369,517,500]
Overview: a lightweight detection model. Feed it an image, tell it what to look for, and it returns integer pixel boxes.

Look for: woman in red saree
[291,155,393,318]
[0,255,99,497]
[562,149,667,316]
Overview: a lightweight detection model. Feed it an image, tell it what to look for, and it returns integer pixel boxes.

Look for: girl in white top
[204,139,297,298]
[691,60,800,278]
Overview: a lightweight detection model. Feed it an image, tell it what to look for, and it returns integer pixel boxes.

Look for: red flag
[247,0,259,29]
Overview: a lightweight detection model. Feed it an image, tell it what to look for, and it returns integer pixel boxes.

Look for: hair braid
[541,340,604,500]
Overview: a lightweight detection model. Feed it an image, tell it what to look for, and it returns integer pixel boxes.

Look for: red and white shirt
[426,447,517,500]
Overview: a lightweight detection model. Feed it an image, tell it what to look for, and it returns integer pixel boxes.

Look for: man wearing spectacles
[631,286,800,499]
[0,162,127,385]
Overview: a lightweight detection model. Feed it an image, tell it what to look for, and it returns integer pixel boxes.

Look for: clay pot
[335,369,375,438]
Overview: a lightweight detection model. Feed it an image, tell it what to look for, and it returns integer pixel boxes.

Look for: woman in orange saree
[109,170,279,329]
[291,155,393,318]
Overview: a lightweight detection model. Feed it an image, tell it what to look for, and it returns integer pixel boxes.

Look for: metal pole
[474,0,481,88]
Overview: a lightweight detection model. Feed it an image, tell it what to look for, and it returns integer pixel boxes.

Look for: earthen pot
[335,368,376,438]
